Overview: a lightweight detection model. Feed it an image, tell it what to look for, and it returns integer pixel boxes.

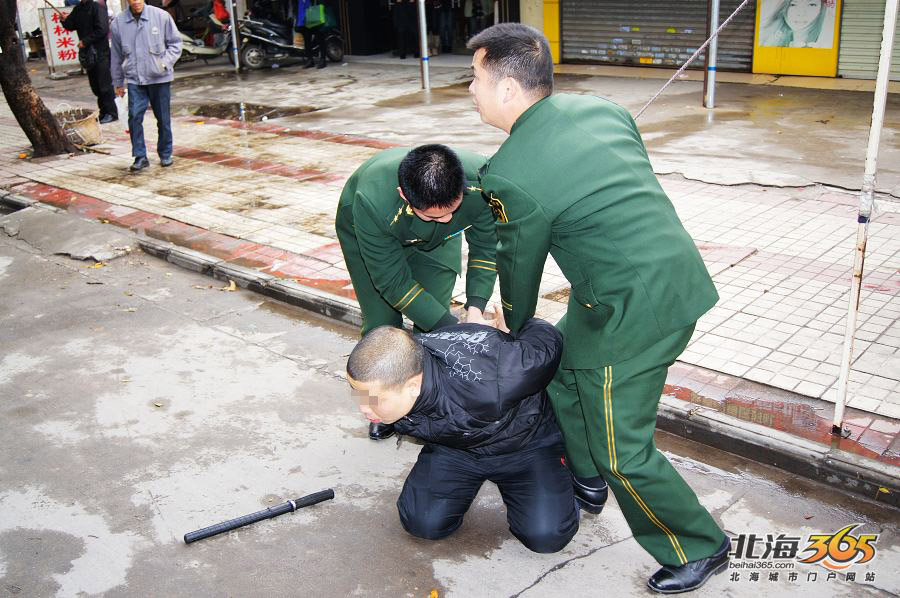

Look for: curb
[657,397,899,509]
[3,191,896,509]
[137,237,363,330]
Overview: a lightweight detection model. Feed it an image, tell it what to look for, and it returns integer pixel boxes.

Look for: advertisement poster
[752,0,842,76]
[39,6,79,72]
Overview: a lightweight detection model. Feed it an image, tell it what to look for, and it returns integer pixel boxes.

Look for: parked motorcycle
[175,3,234,63]
[236,17,344,70]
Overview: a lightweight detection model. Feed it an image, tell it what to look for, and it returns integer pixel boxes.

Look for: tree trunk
[0,0,78,157]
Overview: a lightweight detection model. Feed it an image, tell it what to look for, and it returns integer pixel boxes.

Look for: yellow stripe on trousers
[603,365,688,565]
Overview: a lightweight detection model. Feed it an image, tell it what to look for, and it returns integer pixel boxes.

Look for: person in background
[62,0,118,123]
[110,0,182,172]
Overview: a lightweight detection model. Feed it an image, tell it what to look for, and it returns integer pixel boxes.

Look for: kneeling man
[346,318,585,553]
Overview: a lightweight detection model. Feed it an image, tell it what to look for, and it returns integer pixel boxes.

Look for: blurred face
[349,374,420,425]
[469,49,507,130]
[128,0,145,13]
[398,189,463,223]
[785,0,821,31]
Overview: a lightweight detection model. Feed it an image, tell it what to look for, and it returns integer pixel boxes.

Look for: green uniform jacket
[479,94,718,369]
[335,147,498,331]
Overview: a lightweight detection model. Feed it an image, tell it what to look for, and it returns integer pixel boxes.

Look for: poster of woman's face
[759,0,837,48]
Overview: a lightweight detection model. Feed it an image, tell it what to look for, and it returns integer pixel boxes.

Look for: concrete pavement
[0,212,897,597]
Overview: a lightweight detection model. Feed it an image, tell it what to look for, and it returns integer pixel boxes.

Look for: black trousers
[88,48,117,119]
[397,441,579,553]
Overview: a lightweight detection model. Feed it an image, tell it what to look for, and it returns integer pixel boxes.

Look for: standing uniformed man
[466,24,729,594]
[335,144,498,440]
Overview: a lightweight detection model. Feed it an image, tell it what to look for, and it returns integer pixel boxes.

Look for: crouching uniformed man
[335,144,498,440]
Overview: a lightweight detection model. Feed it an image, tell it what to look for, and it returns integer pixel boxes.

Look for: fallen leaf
[123,307,137,313]
[98,218,109,224]
[192,284,213,290]
[429,591,438,598]
[86,281,104,285]
[18,153,27,159]
[878,487,890,494]
[153,218,167,224]
[196,121,205,124]
[165,272,173,277]
[121,378,132,383]
[218,280,237,292]
[153,402,163,408]
[86,262,106,269]
[124,291,133,296]
[804,515,814,520]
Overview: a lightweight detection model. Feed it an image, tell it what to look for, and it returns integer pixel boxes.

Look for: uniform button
[585,304,592,308]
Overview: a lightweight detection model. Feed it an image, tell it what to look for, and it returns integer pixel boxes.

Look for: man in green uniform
[467,24,729,594]
[335,144,498,440]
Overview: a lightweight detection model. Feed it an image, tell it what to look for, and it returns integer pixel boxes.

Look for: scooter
[175,4,234,63]
[236,17,344,70]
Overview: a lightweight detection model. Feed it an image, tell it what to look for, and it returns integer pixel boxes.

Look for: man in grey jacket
[110,0,182,172]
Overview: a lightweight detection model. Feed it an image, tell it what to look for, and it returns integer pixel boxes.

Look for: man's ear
[397,186,409,204]
[502,76,521,104]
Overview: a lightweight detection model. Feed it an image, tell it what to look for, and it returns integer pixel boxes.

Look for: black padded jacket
[392,318,564,456]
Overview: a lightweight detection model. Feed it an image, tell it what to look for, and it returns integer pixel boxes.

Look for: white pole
[832,0,898,435]
[703,0,719,108]
[417,0,429,90]
[225,0,240,73]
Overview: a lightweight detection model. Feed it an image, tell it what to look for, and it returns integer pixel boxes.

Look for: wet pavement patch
[183,103,319,122]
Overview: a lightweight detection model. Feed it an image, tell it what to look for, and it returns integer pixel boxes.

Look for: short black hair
[467,23,553,99]
[397,144,465,210]
[346,326,424,389]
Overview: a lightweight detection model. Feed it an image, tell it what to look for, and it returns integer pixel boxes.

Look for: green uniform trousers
[341,236,459,335]
[547,323,726,566]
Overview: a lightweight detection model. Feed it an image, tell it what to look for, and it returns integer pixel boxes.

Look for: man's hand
[488,303,510,334]
[78,41,85,49]
[115,87,125,97]
[465,306,491,326]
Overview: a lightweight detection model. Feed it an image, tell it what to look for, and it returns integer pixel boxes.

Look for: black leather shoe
[160,156,173,167]
[303,58,316,69]
[129,157,149,172]
[648,536,730,594]
[368,422,395,440]
[99,113,117,124]
[316,57,326,69]
[572,475,608,514]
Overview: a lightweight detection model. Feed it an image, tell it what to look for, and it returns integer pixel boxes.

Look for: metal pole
[417,0,429,90]
[832,0,898,435]
[225,0,240,73]
[15,8,28,63]
[703,0,719,108]
[494,0,499,25]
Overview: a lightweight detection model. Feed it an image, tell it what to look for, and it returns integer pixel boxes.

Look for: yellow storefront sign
[752,0,842,76]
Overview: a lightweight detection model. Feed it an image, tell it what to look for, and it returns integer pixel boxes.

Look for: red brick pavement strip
[665,362,900,468]
[177,116,403,150]
[9,181,355,297]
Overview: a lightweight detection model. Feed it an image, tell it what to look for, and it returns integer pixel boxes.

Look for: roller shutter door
[561,0,757,72]
[838,0,900,80]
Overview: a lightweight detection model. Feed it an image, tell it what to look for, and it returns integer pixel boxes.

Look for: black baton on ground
[184,489,335,544]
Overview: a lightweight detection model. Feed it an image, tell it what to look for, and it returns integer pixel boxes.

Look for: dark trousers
[127,82,173,160]
[397,441,579,553]
[88,48,117,119]
[303,26,326,62]
[438,10,454,51]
